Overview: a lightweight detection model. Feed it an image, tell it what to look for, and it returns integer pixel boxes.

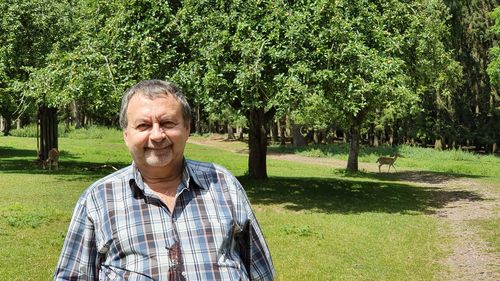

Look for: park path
[188,137,500,281]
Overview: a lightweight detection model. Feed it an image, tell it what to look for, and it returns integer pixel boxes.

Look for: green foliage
[20,0,181,124]
[9,123,119,139]
[0,0,68,130]
[65,125,122,140]
[487,6,500,89]
[9,124,38,137]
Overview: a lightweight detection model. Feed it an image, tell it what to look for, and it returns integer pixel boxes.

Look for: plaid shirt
[54,160,275,281]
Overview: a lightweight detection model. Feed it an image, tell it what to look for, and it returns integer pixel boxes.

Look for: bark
[373,131,380,147]
[270,120,279,144]
[71,101,81,129]
[227,124,235,140]
[292,124,307,146]
[38,105,58,160]
[195,105,201,135]
[435,138,443,150]
[279,116,286,145]
[248,108,269,179]
[347,122,361,171]
[2,116,12,136]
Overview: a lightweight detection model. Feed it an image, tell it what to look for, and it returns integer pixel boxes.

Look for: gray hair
[119,79,192,129]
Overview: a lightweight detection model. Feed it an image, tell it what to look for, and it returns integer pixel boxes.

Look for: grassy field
[1,130,499,280]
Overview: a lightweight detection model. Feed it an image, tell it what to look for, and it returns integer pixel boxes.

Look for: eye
[135,123,151,131]
[161,121,177,129]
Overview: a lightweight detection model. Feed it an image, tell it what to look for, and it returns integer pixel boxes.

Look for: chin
[144,157,171,167]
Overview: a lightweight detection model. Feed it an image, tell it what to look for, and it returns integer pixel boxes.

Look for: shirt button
[181,271,187,277]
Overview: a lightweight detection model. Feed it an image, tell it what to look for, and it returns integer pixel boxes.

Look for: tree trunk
[2,116,12,136]
[347,122,361,171]
[195,105,201,134]
[248,108,268,179]
[279,116,286,145]
[227,124,235,140]
[342,131,348,143]
[373,128,380,147]
[38,105,58,160]
[270,120,279,144]
[434,138,443,150]
[292,124,306,146]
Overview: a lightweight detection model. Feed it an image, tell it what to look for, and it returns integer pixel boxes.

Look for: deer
[376,153,401,173]
[43,148,60,170]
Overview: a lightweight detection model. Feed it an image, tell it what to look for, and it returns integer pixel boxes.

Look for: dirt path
[188,138,500,280]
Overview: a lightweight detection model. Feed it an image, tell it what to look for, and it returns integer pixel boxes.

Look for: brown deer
[43,148,60,170]
[376,153,401,172]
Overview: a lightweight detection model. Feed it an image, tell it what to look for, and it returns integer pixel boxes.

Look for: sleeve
[233,181,275,281]
[53,199,98,281]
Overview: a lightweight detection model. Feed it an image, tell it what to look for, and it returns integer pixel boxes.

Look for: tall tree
[0,0,67,135]
[25,0,180,125]
[445,0,498,151]
[176,0,294,179]
[488,6,500,89]
[287,0,461,171]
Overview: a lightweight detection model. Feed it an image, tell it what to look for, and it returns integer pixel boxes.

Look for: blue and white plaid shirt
[54,160,275,281]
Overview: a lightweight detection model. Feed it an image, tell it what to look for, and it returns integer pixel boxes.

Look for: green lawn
[1,131,498,280]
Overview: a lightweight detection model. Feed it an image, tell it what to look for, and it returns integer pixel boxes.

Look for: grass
[267,142,500,179]
[470,217,500,254]
[1,129,498,280]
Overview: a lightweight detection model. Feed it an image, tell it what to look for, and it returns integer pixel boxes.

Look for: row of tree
[0,0,499,179]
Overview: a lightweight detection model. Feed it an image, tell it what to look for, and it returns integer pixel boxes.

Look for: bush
[9,124,38,137]
[9,123,120,140]
[66,125,121,140]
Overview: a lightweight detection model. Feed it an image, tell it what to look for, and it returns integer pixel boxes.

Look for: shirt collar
[130,159,208,195]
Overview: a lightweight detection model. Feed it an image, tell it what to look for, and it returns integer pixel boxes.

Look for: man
[54,79,275,281]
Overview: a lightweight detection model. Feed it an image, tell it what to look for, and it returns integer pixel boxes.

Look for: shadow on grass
[0,146,128,176]
[267,143,396,158]
[1,146,484,215]
[0,146,37,158]
[239,176,483,215]
[340,169,482,185]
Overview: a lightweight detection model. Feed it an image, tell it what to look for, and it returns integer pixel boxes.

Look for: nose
[150,123,166,142]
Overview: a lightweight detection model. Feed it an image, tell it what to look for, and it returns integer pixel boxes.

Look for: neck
[137,162,184,194]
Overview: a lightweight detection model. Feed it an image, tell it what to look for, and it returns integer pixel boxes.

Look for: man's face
[123,93,190,171]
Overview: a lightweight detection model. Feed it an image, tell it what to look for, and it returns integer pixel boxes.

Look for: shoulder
[186,159,233,176]
[186,159,241,189]
[77,165,134,205]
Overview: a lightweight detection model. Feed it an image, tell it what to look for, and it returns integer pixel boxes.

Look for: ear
[123,130,129,146]
[185,124,191,139]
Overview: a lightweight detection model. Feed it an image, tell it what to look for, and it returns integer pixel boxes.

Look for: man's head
[119,79,191,129]
[120,80,191,173]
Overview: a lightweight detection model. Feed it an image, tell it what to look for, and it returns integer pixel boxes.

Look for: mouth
[145,146,169,150]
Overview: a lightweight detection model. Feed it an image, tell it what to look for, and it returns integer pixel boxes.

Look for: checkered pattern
[54,160,275,281]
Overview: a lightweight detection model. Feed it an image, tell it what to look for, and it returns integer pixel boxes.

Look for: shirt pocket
[215,220,243,270]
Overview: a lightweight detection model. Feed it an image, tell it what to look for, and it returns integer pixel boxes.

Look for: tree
[289,0,414,171]
[175,0,294,179]
[445,0,498,152]
[487,6,500,89]
[285,0,462,171]
[25,0,181,126]
[0,0,67,136]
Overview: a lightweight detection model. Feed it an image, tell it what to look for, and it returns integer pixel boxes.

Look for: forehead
[127,93,182,117]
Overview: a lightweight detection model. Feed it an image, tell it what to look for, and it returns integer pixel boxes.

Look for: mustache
[145,140,172,149]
